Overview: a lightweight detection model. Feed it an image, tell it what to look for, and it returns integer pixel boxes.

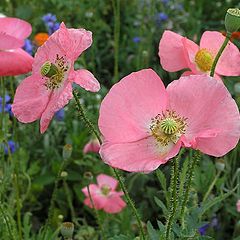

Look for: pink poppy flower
[12,23,100,133]
[98,69,240,172]
[0,17,33,76]
[158,30,240,79]
[237,200,240,212]
[82,174,126,214]
[83,138,100,154]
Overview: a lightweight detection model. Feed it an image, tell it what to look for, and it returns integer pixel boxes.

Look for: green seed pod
[234,82,240,95]
[215,158,225,171]
[62,144,73,159]
[225,8,240,33]
[40,61,58,77]
[61,222,74,239]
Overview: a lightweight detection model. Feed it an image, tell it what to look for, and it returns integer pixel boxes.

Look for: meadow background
[0,0,240,239]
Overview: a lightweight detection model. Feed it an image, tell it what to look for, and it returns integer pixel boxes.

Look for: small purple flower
[42,13,60,35]
[156,12,168,22]
[55,108,65,121]
[0,94,12,115]
[161,0,169,4]
[198,223,210,236]
[52,22,60,32]
[42,13,57,23]
[23,39,33,55]
[4,140,17,154]
[133,37,141,43]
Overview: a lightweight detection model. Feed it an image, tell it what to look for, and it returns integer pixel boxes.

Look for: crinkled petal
[167,75,240,156]
[99,69,167,143]
[0,49,33,76]
[40,81,73,133]
[12,75,49,122]
[71,69,100,92]
[103,194,126,214]
[200,31,240,76]
[100,136,181,173]
[97,174,118,190]
[159,30,191,71]
[56,22,92,60]
[0,17,32,40]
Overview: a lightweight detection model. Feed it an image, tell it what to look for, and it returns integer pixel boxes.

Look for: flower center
[150,110,187,146]
[100,185,111,196]
[40,54,69,90]
[195,48,214,72]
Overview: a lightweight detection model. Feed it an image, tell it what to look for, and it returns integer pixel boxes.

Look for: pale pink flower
[99,69,240,172]
[0,17,33,76]
[83,139,100,154]
[12,23,100,133]
[159,30,240,80]
[237,200,240,212]
[82,174,126,214]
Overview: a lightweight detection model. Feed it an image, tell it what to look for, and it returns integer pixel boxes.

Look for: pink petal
[200,31,240,76]
[12,75,49,122]
[103,194,126,214]
[82,184,99,197]
[167,74,240,156]
[181,37,199,73]
[71,69,100,92]
[83,139,100,153]
[0,17,32,40]
[61,23,93,61]
[0,32,24,50]
[100,136,181,173]
[0,48,33,76]
[159,30,190,71]
[40,81,73,133]
[96,174,118,190]
[98,69,167,143]
[32,28,71,73]
[84,195,107,210]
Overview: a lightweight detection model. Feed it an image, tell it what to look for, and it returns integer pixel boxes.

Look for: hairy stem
[165,152,182,240]
[180,150,201,226]
[87,185,106,240]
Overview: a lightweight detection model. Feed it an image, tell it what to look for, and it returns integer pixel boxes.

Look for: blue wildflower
[198,223,210,236]
[42,13,57,23]
[55,108,65,121]
[23,39,33,55]
[156,12,168,22]
[161,0,169,4]
[0,94,12,115]
[4,140,17,154]
[42,13,60,35]
[133,37,141,43]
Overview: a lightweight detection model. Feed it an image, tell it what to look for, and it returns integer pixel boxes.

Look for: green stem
[0,203,15,240]
[63,180,76,221]
[44,157,70,233]
[87,185,106,240]
[210,32,231,77]
[73,90,145,239]
[202,170,221,202]
[72,90,102,144]
[165,154,180,240]
[6,140,22,240]
[113,169,145,240]
[112,0,120,83]
[180,150,201,226]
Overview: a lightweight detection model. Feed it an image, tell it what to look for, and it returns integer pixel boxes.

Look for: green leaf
[147,221,160,240]
[154,197,168,216]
